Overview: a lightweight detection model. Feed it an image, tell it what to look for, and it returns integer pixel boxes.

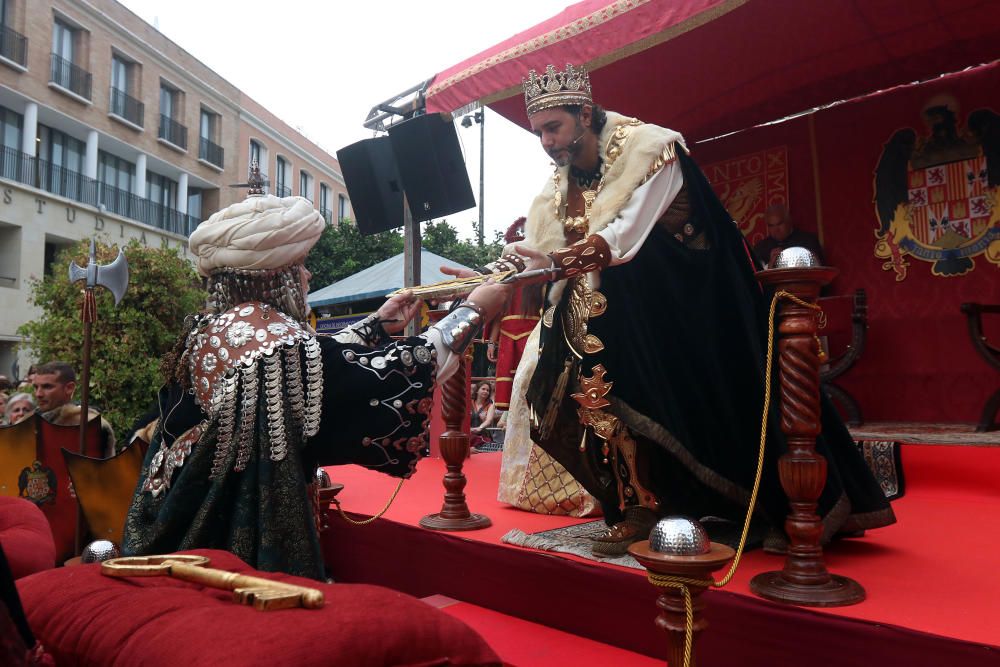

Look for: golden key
[101,554,325,611]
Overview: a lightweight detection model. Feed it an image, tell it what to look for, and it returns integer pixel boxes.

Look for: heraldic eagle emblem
[873,95,1000,280]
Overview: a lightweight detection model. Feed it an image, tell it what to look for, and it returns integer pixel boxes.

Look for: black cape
[528,151,895,537]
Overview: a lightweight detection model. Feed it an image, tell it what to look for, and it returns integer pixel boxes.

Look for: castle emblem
[18,460,57,505]
[873,96,1000,279]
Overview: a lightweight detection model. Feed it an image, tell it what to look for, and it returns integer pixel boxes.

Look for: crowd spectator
[4,393,35,425]
[31,361,116,455]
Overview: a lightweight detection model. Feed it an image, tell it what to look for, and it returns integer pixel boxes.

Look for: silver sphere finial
[772,246,820,269]
[80,539,121,563]
[648,517,711,555]
[315,467,332,489]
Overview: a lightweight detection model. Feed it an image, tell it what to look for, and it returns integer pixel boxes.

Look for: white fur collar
[524,110,685,254]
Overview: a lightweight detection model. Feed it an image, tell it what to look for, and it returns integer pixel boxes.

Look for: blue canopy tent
[307,249,473,309]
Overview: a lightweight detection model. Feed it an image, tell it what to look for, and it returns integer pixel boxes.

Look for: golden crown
[523,63,592,115]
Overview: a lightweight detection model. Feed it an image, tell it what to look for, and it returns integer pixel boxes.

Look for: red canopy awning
[426,0,1000,141]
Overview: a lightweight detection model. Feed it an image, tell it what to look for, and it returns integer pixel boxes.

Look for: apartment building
[0,0,351,377]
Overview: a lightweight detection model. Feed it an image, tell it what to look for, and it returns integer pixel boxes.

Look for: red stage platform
[322,444,1000,666]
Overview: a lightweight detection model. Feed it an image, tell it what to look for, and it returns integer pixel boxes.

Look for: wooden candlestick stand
[749,266,865,607]
[316,483,344,533]
[629,541,735,667]
[420,354,491,531]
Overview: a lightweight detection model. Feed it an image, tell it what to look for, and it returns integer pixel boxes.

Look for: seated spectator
[31,361,115,456]
[5,394,35,426]
[470,380,497,452]
[0,375,12,392]
[753,204,825,268]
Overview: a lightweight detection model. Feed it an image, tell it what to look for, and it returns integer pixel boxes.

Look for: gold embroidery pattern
[562,278,607,358]
[551,233,612,278]
[572,364,618,464]
[610,428,661,511]
[643,141,678,183]
[516,446,597,516]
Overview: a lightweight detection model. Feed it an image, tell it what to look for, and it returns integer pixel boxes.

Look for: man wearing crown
[476,64,896,555]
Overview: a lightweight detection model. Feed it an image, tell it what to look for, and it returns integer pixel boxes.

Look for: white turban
[189,195,325,277]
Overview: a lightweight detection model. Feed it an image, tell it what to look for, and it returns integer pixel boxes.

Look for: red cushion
[16,549,500,666]
[0,498,56,579]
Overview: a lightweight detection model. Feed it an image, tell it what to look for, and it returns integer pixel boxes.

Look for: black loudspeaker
[387,112,476,223]
[336,136,404,236]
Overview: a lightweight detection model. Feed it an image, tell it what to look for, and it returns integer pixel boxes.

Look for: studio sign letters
[1,187,187,253]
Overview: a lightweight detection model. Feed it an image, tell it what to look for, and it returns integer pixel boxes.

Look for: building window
[188,187,203,221]
[0,104,21,150]
[0,2,28,67]
[299,170,312,202]
[249,140,261,167]
[50,19,91,99]
[38,124,86,200]
[145,170,179,230]
[97,151,135,218]
[158,82,186,149]
[51,19,74,63]
[109,54,143,127]
[338,193,348,222]
[275,156,290,197]
[110,55,127,94]
[0,105,22,184]
[0,223,20,288]
[43,236,74,278]
[319,183,331,223]
[198,108,223,168]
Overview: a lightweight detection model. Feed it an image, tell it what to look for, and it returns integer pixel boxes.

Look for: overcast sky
[119,0,563,241]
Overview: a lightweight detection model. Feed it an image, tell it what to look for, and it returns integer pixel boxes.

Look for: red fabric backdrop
[694,62,1000,422]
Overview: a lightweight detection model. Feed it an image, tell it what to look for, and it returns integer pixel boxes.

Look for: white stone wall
[0,180,189,380]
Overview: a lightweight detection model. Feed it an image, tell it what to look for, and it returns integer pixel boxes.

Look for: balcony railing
[0,24,28,67]
[0,144,199,236]
[198,137,224,168]
[158,114,188,149]
[50,53,92,100]
[109,88,144,127]
[274,184,291,197]
[319,208,332,224]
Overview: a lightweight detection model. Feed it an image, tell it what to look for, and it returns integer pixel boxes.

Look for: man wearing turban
[123,180,512,579]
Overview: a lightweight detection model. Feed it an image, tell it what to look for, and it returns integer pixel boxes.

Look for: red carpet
[323,444,1000,664]
[425,595,662,667]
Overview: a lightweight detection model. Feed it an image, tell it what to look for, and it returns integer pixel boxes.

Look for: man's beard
[547,122,584,166]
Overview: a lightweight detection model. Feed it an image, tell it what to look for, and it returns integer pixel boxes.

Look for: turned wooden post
[629,541,735,667]
[749,266,865,607]
[420,353,491,531]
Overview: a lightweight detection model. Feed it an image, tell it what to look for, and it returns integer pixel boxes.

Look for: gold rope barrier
[644,290,823,667]
[331,479,406,526]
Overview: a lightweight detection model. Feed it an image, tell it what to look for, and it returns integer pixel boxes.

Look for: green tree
[18,238,204,439]
[304,218,404,289]
[421,219,504,268]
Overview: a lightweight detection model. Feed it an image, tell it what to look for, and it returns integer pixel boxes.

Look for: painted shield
[36,416,104,562]
[0,416,38,497]
[63,442,144,544]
